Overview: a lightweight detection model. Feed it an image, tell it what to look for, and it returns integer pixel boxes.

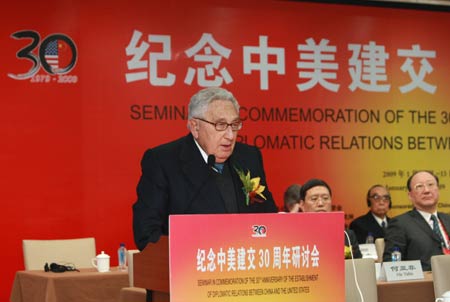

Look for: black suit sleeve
[133,149,168,250]
[349,219,367,244]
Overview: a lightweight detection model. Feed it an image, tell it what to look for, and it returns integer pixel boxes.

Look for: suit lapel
[410,209,441,244]
[228,153,247,209]
[178,134,225,212]
[179,134,208,186]
[366,212,384,237]
[176,137,255,212]
[438,213,450,238]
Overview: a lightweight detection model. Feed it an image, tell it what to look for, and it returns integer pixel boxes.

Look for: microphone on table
[183,154,216,213]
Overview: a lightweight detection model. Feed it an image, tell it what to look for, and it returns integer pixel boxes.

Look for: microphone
[207,154,216,168]
[184,154,215,213]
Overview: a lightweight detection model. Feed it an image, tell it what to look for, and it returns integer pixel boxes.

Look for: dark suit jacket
[349,211,390,244]
[382,208,450,271]
[133,133,278,250]
[345,229,362,259]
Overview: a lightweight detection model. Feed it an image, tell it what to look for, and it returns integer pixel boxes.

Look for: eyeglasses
[370,194,391,202]
[306,195,331,203]
[413,182,437,192]
[195,117,243,131]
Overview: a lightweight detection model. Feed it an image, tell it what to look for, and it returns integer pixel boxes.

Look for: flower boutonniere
[234,167,267,206]
[344,246,352,259]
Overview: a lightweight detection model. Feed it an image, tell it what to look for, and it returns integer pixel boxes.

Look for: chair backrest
[431,255,450,298]
[374,238,385,263]
[345,258,378,302]
[22,237,96,270]
[127,249,140,287]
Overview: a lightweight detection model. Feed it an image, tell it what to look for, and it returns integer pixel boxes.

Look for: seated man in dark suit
[132,87,278,301]
[298,178,362,259]
[383,170,450,271]
[350,184,392,244]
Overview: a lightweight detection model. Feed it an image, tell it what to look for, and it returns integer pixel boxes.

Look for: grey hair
[188,87,240,120]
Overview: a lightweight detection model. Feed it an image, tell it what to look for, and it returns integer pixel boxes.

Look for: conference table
[377,271,435,302]
[10,267,128,302]
[11,265,431,302]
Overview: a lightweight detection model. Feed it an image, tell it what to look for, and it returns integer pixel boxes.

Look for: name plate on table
[382,260,424,282]
[359,243,378,260]
[169,212,345,302]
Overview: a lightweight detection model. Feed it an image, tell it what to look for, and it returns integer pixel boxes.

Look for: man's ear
[188,119,199,138]
[407,191,413,202]
[298,200,305,212]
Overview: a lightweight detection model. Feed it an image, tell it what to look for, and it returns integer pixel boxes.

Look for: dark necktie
[213,163,237,212]
[431,215,446,247]
[214,163,224,174]
[381,221,386,228]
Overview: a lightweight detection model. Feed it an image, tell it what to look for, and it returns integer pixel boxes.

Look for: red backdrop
[1,0,449,300]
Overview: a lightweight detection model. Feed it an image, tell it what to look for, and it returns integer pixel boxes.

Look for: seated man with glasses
[383,170,450,271]
[349,185,392,244]
[298,178,362,259]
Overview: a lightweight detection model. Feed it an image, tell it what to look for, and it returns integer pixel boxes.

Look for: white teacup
[91,251,110,272]
[436,291,450,302]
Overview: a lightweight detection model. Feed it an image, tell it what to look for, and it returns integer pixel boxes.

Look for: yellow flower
[235,167,267,206]
[250,177,267,200]
[344,246,352,259]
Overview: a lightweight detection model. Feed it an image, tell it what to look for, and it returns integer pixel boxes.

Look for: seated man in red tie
[383,170,450,271]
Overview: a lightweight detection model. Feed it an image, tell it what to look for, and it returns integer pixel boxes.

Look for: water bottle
[365,232,375,244]
[118,243,127,271]
[391,247,402,262]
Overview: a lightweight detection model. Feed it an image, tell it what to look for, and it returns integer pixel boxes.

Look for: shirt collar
[371,212,386,226]
[193,138,208,164]
[416,209,438,222]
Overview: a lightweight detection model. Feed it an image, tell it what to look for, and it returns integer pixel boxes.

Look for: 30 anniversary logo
[8,30,78,84]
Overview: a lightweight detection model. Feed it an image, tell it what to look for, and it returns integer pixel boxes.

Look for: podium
[134,213,345,302]
[134,235,170,302]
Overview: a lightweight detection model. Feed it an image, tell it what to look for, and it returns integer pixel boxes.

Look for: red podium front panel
[169,212,345,302]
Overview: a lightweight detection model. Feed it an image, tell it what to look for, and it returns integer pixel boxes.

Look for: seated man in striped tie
[383,170,450,271]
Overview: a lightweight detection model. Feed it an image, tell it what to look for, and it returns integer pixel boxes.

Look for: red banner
[1,1,449,300]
